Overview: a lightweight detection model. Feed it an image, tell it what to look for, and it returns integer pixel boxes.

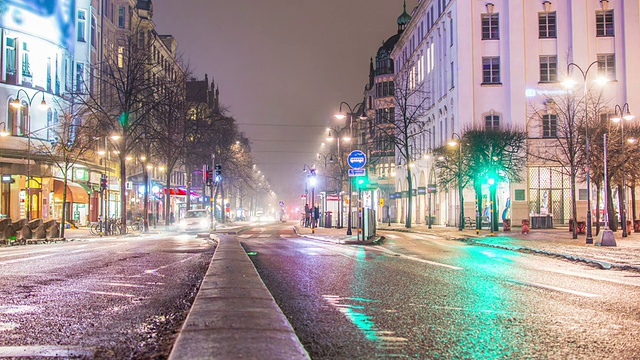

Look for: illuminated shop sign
[1,0,76,52]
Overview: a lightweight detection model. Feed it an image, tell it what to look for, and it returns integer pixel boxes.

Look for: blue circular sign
[347,150,367,169]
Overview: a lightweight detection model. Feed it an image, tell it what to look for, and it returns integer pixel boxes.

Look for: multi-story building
[0,0,185,228]
[362,3,411,223]
[391,0,640,228]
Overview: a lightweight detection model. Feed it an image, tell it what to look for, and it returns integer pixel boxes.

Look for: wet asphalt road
[245,223,640,359]
[0,233,214,359]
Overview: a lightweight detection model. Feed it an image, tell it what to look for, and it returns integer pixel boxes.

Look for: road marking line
[371,246,463,270]
[0,346,94,357]
[509,279,600,298]
[258,234,270,238]
[237,234,251,238]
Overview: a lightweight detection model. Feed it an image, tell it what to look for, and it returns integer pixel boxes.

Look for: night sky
[153,0,417,209]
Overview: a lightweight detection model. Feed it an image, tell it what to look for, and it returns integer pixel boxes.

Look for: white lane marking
[0,346,94,357]
[280,235,291,238]
[0,305,35,314]
[104,282,148,288]
[509,279,600,298]
[0,323,19,331]
[237,234,251,238]
[144,255,198,277]
[370,246,463,270]
[0,253,57,265]
[384,234,400,239]
[86,290,135,298]
[258,234,270,238]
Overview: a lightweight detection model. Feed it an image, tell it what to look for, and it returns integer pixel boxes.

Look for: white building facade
[392,0,640,228]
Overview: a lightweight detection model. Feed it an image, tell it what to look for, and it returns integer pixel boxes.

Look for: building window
[5,38,16,77]
[597,54,615,80]
[76,63,85,93]
[118,6,125,28]
[542,114,557,137]
[77,10,86,42]
[485,114,500,131]
[596,10,614,37]
[450,61,454,88]
[481,13,499,40]
[117,46,124,68]
[90,15,97,48]
[21,42,31,79]
[538,11,556,38]
[482,57,500,84]
[540,55,557,83]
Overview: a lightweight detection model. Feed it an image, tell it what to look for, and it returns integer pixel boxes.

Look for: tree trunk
[606,182,617,231]
[632,185,637,221]
[143,167,149,232]
[165,171,171,227]
[120,155,127,235]
[474,181,482,234]
[405,169,412,228]
[595,184,601,236]
[61,177,68,239]
[570,173,577,239]
[185,170,192,211]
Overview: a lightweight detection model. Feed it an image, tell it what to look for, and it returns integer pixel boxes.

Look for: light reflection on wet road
[246,223,640,359]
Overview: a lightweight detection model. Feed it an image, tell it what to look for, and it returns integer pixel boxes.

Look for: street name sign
[348,169,366,177]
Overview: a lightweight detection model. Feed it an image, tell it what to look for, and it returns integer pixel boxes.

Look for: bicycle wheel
[90,223,99,235]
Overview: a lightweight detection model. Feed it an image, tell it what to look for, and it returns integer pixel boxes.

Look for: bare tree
[77,19,167,233]
[32,101,96,238]
[528,92,585,238]
[374,59,431,227]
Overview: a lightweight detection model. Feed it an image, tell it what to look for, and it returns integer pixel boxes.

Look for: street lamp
[317,151,333,227]
[11,89,48,221]
[303,164,317,233]
[326,126,350,229]
[334,101,366,236]
[448,133,464,231]
[611,103,634,237]
[564,61,608,244]
[0,122,8,137]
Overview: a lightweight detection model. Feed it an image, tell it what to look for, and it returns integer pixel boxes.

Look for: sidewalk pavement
[295,222,640,272]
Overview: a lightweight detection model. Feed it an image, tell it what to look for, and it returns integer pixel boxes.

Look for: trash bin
[503,219,511,231]
[325,211,332,228]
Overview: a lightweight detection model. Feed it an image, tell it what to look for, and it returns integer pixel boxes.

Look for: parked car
[178,209,212,232]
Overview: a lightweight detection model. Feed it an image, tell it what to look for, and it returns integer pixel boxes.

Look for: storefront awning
[163,188,199,196]
[53,180,89,203]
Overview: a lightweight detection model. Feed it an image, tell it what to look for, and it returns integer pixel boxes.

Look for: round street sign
[347,150,367,169]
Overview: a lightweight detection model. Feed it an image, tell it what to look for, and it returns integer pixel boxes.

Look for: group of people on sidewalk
[303,204,320,228]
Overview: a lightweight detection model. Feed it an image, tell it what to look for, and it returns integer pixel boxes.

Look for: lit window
[117,46,124,68]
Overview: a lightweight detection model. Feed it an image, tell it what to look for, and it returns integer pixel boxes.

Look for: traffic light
[100,174,108,191]
[214,164,222,182]
[203,165,213,185]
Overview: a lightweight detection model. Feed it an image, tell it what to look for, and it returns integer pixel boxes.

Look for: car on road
[178,209,212,233]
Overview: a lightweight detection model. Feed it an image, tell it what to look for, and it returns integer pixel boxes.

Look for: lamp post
[564,61,609,244]
[611,103,634,237]
[11,90,48,221]
[303,164,317,232]
[334,101,366,236]
[317,151,333,227]
[448,133,464,231]
[326,126,350,229]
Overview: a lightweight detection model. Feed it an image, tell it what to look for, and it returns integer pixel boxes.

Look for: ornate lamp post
[11,90,48,221]
[317,151,333,227]
[334,101,366,236]
[448,133,464,231]
[564,61,608,244]
[611,103,634,237]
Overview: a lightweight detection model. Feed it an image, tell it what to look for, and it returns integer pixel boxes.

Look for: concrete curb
[169,235,309,360]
